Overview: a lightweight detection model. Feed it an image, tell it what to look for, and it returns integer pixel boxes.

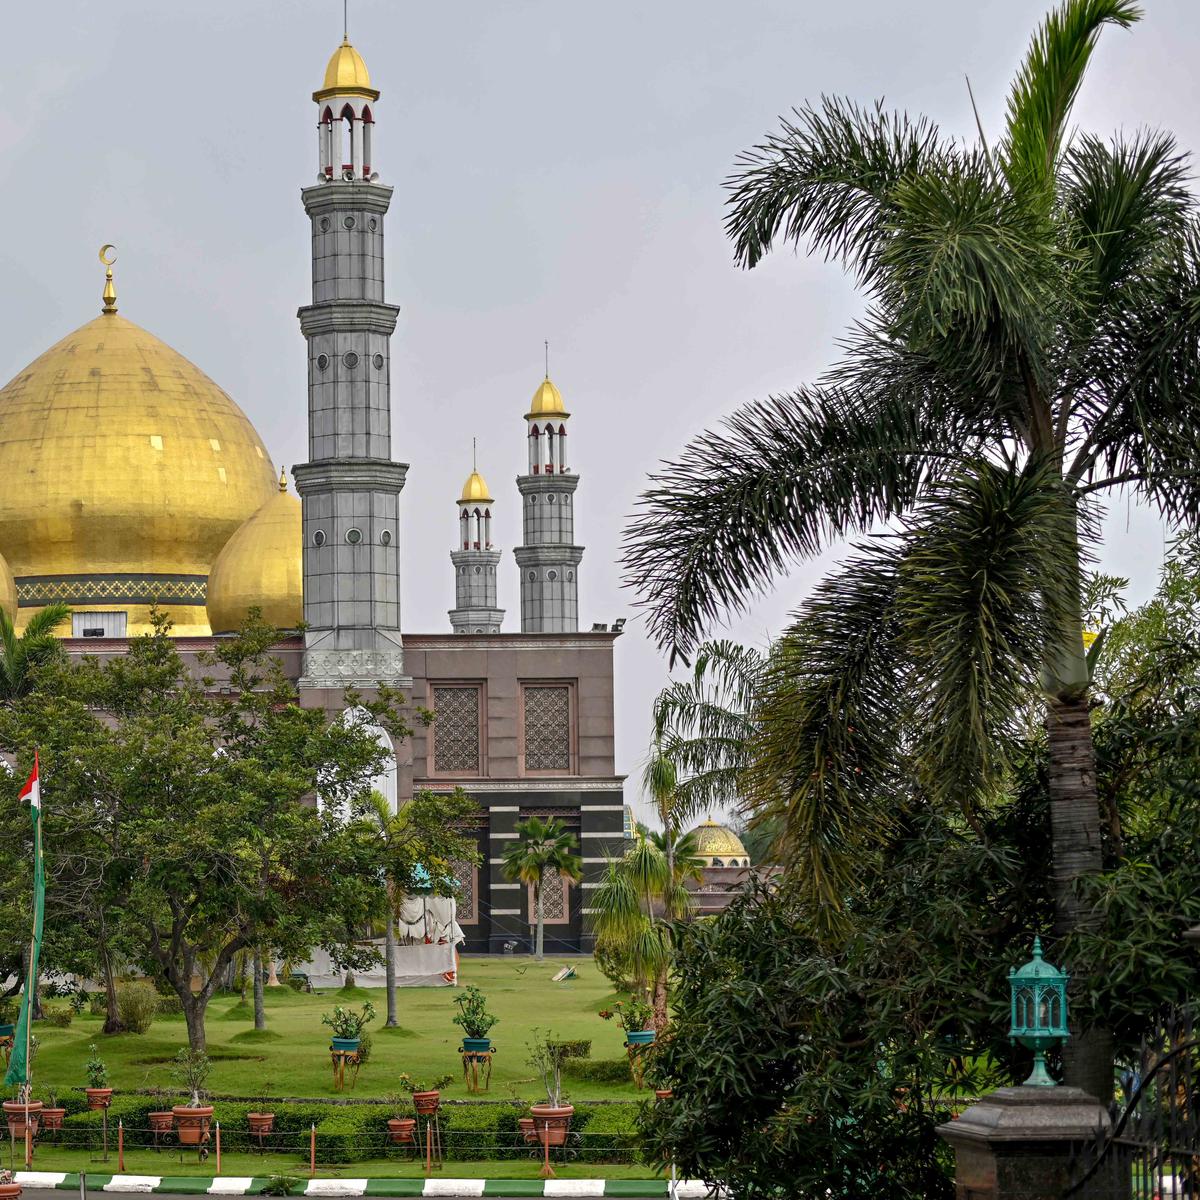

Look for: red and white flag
[18,751,39,810]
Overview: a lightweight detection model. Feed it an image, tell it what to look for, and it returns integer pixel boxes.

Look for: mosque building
[0,34,626,955]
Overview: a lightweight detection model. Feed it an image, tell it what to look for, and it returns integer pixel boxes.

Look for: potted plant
[147,1085,174,1138]
[384,1092,416,1145]
[2,1090,42,1140]
[321,1000,376,1054]
[39,1089,66,1133]
[526,1032,574,1147]
[452,985,498,1053]
[0,1168,21,1200]
[84,1044,113,1110]
[170,1048,214,1146]
[598,992,656,1046]
[248,1085,275,1139]
[398,1072,451,1116]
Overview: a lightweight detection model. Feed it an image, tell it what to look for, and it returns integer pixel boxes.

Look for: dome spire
[279,465,288,492]
[99,244,117,314]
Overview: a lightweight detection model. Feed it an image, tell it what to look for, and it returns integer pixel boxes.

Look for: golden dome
[206,475,302,634]
[0,312,277,636]
[0,552,15,623]
[526,377,569,420]
[458,470,493,505]
[688,819,750,866]
[315,38,379,101]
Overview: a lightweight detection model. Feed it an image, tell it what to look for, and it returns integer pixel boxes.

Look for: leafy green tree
[365,786,481,1028]
[501,815,582,960]
[624,0,1198,1097]
[0,605,70,701]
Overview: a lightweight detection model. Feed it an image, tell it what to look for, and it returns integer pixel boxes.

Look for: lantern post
[1008,936,1069,1087]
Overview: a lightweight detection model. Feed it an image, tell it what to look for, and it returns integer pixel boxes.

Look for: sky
[1,0,1192,827]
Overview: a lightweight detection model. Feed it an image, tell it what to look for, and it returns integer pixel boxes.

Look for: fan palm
[624,0,1196,1098]
[0,605,70,700]
[501,815,583,960]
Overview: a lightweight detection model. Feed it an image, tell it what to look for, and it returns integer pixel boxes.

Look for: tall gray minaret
[514,376,583,632]
[293,37,410,689]
[449,464,504,634]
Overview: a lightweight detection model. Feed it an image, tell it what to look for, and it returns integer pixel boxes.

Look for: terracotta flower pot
[0,1183,23,1200]
[148,1111,174,1133]
[411,1090,440,1116]
[85,1087,113,1110]
[3,1099,43,1137]
[518,1116,537,1145]
[172,1104,214,1146]
[39,1106,66,1131]
[387,1117,416,1145]
[247,1112,275,1135]
[654,1088,673,1100]
[530,1103,574,1147]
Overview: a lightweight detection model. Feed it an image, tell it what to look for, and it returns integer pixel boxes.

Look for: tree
[501,815,582,960]
[0,605,70,701]
[589,824,702,1030]
[624,0,1200,1098]
[365,787,481,1028]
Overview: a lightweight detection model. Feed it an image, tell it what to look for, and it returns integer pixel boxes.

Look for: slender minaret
[294,36,409,688]
[514,372,583,632]
[449,457,504,634]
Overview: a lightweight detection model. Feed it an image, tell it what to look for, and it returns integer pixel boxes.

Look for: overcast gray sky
[2,1,1191,826]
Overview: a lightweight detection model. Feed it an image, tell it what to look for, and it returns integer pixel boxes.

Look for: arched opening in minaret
[472,507,483,549]
[321,106,335,178]
[544,423,556,473]
[483,506,492,549]
[339,103,356,176]
[460,508,470,550]
[529,424,540,474]
[361,106,374,177]
[557,423,568,471]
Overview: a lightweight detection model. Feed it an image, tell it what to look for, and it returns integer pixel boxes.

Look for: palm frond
[1003,0,1141,198]
[588,859,647,945]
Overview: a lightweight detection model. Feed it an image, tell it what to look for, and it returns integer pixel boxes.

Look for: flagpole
[25,751,40,1166]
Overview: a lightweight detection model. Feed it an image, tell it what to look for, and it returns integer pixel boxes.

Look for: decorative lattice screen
[451,859,478,923]
[432,686,480,773]
[528,871,570,924]
[523,685,571,771]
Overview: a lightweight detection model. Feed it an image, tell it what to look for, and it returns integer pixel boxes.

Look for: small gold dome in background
[315,38,379,100]
[526,377,569,420]
[688,819,751,866]
[0,312,277,636]
[458,470,493,505]
[206,483,302,634]
[0,552,16,623]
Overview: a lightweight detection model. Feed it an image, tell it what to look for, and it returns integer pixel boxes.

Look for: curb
[11,1175,717,1198]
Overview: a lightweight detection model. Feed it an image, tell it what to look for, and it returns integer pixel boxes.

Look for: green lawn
[31,958,640,1103]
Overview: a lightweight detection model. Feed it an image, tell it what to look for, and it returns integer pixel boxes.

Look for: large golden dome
[315,38,379,101]
[526,377,569,420]
[458,470,493,504]
[0,310,277,635]
[0,553,15,623]
[688,819,751,867]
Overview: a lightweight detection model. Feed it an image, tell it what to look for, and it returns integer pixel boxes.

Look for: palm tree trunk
[535,882,545,960]
[651,969,669,1033]
[253,951,266,1031]
[384,912,398,1027]
[1047,694,1112,1100]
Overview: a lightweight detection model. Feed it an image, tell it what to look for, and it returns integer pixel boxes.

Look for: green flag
[5,752,43,1088]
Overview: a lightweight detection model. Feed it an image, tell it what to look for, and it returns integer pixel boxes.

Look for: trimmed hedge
[564,1058,634,1085]
[48,1096,641,1163]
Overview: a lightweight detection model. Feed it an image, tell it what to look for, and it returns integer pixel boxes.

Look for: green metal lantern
[1008,935,1069,1087]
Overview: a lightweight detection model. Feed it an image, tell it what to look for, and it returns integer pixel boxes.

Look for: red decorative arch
[361,105,374,123]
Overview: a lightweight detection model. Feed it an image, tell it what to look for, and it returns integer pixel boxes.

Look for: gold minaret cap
[99,244,118,314]
[279,466,288,492]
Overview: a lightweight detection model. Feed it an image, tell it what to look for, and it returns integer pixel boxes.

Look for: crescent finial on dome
[99,244,118,314]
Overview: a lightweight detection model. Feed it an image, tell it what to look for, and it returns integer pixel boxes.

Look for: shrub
[41,1004,73,1028]
[155,996,184,1017]
[88,993,106,1017]
[548,1039,591,1060]
[116,980,158,1034]
[564,1058,633,1085]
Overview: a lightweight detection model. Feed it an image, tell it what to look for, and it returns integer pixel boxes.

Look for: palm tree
[502,815,583,960]
[589,825,703,1030]
[0,605,70,700]
[623,0,1197,1099]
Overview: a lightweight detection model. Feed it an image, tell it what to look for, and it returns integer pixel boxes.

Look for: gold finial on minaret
[279,466,288,492]
[99,244,118,314]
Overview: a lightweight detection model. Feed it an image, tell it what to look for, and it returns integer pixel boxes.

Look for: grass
[31,958,640,1103]
[5,1148,653,1181]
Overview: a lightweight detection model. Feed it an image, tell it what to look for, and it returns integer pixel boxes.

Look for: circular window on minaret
[547,494,556,504]
[346,528,363,544]
[548,570,558,581]
[563,494,571,504]
[473,566,482,575]
[373,353,384,370]
[313,530,327,547]
[369,218,378,232]
[320,217,331,232]
[343,216,356,229]
[527,571,536,582]
[567,571,574,581]
[343,352,360,370]
[380,530,393,546]
[317,353,330,371]
[529,495,537,505]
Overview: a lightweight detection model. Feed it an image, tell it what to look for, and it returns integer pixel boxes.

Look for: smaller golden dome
[526,377,569,420]
[688,819,750,866]
[0,551,15,623]
[459,471,493,505]
[315,38,379,100]
[206,485,302,634]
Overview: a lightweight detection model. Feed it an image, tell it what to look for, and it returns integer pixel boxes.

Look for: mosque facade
[0,36,625,955]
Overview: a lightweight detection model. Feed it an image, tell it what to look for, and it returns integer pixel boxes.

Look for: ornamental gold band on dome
[15,573,209,607]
